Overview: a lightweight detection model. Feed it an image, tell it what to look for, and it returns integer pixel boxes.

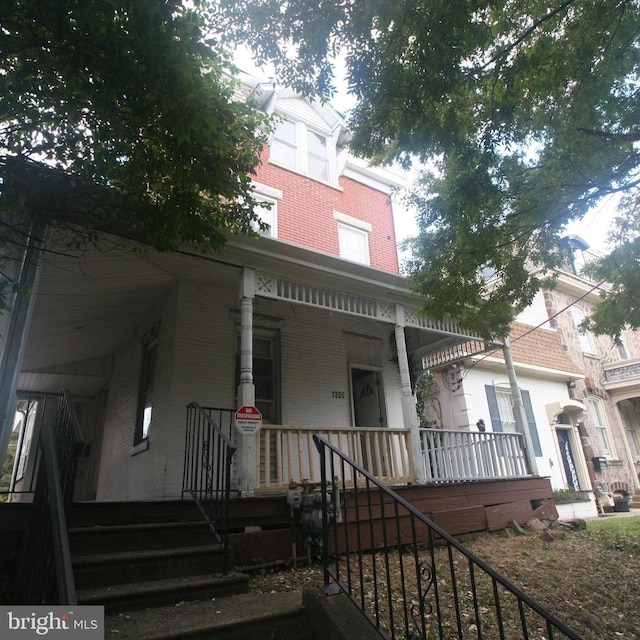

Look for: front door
[557,428,581,491]
[351,368,386,427]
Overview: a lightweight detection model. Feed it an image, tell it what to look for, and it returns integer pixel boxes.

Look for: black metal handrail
[182,403,236,575]
[14,390,87,604]
[313,434,584,640]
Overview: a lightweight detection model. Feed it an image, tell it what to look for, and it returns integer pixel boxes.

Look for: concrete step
[104,591,308,640]
[73,544,229,589]
[70,521,215,555]
[78,572,249,613]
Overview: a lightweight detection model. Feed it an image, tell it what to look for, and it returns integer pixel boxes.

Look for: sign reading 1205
[331,391,345,399]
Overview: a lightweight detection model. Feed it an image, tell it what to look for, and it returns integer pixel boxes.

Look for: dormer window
[270,116,335,183]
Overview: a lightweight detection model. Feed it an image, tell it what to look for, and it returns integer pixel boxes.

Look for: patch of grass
[586,515,640,556]
[586,515,640,535]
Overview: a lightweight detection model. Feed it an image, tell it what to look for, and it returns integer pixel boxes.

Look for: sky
[233,48,617,256]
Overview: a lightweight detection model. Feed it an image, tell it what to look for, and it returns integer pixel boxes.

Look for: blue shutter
[485,385,502,432]
[521,390,542,457]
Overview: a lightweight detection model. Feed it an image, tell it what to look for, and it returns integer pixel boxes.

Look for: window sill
[131,439,149,456]
[268,159,343,191]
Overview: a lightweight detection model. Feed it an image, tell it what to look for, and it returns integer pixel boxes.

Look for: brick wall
[255,147,399,273]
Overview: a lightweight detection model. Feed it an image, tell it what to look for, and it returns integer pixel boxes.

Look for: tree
[0,0,269,311]
[221,0,640,339]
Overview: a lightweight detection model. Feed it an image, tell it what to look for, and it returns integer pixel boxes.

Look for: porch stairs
[631,489,640,509]
[67,503,326,640]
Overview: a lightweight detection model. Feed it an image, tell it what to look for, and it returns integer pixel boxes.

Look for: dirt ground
[248,523,640,640]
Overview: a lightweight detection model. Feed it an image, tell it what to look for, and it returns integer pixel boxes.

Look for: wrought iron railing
[420,428,531,483]
[0,392,56,500]
[182,403,236,575]
[13,391,87,604]
[313,434,583,640]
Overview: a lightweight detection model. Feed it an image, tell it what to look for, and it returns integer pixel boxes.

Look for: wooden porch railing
[256,426,415,489]
[420,427,531,483]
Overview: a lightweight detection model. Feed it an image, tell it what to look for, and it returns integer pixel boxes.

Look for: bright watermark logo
[1,606,103,638]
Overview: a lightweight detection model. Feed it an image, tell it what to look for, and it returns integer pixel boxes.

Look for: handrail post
[313,434,331,587]
[41,425,77,605]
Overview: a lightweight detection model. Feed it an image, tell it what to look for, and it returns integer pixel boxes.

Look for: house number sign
[234,405,263,435]
[331,391,345,399]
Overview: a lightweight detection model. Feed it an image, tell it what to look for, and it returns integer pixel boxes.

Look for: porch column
[237,268,256,497]
[0,216,45,470]
[394,304,427,484]
[503,336,537,474]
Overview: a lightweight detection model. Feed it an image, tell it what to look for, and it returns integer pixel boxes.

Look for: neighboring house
[427,236,640,518]
[4,80,504,503]
[547,238,640,504]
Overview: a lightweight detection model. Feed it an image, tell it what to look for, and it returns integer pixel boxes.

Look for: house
[426,237,640,518]
[548,238,640,506]
[3,79,510,506]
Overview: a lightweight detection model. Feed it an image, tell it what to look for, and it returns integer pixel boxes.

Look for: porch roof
[20,230,493,393]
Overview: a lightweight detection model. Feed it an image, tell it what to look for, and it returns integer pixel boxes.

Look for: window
[335,212,371,265]
[571,307,596,354]
[135,326,158,444]
[496,390,517,433]
[251,182,281,238]
[485,385,543,456]
[269,117,335,182]
[587,397,613,457]
[306,129,329,180]
[620,401,640,457]
[253,196,278,238]
[613,336,629,360]
[270,119,297,167]
[235,330,280,423]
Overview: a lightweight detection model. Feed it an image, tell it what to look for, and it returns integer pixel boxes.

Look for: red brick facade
[255,146,400,274]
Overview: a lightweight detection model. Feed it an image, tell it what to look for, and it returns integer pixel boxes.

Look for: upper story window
[587,397,614,457]
[570,307,596,355]
[619,401,640,457]
[334,212,371,265]
[613,336,629,360]
[251,182,282,239]
[270,117,335,183]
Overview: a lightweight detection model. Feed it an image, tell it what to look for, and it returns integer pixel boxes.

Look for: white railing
[256,425,415,490]
[420,428,531,483]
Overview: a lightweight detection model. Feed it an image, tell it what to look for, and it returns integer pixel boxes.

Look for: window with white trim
[587,397,614,457]
[571,307,596,354]
[253,196,278,238]
[251,182,282,238]
[620,401,640,457]
[334,211,371,265]
[269,117,335,182]
[496,389,517,433]
[613,336,629,360]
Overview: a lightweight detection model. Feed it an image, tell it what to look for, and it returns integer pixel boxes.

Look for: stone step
[78,572,249,614]
[104,591,308,640]
[73,545,229,589]
[70,520,215,555]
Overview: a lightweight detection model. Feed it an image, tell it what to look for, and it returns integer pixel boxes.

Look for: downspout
[0,215,45,470]
[394,304,427,484]
[503,336,537,474]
